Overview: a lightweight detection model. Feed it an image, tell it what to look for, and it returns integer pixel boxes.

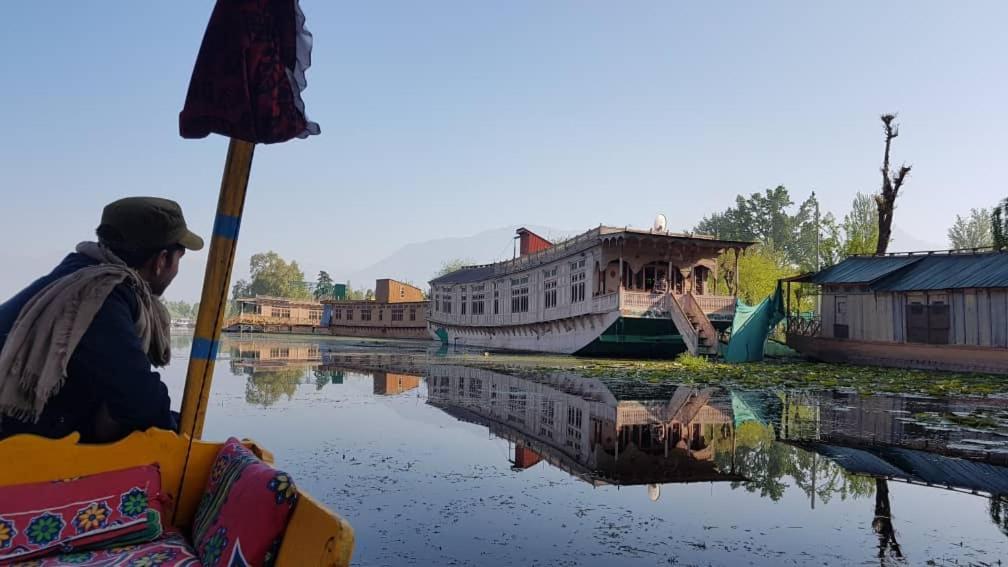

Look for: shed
[785,250,1008,373]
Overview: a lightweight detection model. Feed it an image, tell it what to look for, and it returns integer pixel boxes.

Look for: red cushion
[0,464,166,563]
[23,530,201,566]
[192,439,297,566]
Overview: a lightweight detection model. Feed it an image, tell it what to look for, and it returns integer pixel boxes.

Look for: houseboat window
[361,309,372,321]
[469,377,482,398]
[392,308,404,321]
[834,295,849,339]
[472,293,486,315]
[435,295,440,312]
[493,286,499,315]
[566,406,583,449]
[271,307,291,319]
[346,309,353,321]
[569,259,585,271]
[544,279,558,309]
[543,267,557,278]
[378,309,383,321]
[310,309,322,321]
[511,285,530,313]
[540,399,555,439]
[333,308,342,321]
[570,271,586,303]
[409,308,417,321]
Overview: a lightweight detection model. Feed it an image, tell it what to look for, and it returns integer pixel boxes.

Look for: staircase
[672,294,719,356]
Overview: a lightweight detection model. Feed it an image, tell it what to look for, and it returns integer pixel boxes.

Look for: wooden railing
[681,293,718,354]
[618,290,672,316]
[693,295,736,322]
[592,291,619,313]
[667,294,699,355]
[787,314,822,337]
[225,314,322,328]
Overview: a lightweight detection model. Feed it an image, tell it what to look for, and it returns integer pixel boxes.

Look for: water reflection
[203,336,1008,562]
[228,339,424,405]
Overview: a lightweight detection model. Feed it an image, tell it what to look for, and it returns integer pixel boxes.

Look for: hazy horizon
[2,1,1005,302]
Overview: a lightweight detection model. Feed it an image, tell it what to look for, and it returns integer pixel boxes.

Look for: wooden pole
[179,138,255,439]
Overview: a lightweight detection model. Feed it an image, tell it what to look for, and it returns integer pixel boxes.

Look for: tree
[231,251,311,300]
[364,289,375,301]
[818,212,844,268]
[314,270,335,300]
[993,198,1008,251]
[843,192,879,256]
[434,258,472,279]
[874,114,912,255]
[947,208,993,250]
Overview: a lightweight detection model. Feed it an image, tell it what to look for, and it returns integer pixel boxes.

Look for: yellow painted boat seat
[0,428,354,566]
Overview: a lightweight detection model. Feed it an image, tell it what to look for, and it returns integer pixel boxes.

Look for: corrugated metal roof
[808,256,922,284]
[873,252,1008,291]
[429,264,497,285]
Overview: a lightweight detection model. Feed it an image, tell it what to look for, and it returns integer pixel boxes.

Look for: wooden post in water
[178,139,255,440]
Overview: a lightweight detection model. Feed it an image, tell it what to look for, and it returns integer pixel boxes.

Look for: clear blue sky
[2,1,1006,301]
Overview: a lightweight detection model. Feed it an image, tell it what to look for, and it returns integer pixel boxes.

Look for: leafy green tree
[364,289,375,301]
[232,251,311,300]
[843,192,879,256]
[314,270,335,300]
[947,208,993,250]
[433,258,472,279]
[993,198,1008,251]
[818,212,845,268]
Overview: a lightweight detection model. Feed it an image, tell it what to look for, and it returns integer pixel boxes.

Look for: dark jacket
[0,253,175,442]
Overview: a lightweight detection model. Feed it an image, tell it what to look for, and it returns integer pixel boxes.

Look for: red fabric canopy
[180,0,319,144]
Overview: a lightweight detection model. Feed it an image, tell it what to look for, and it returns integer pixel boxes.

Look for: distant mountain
[344,224,569,290]
[889,225,945,253]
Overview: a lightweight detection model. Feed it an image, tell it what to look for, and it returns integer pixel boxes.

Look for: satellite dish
[647,483,661,502]
[653,213,667,233]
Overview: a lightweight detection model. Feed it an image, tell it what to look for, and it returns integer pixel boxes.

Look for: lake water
[164,333,1008,566]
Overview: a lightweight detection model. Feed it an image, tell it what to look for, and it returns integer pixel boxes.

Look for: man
[0,197,203,442]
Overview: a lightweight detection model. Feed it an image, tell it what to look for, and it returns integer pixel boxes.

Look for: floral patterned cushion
[192,438,297,567]
[9,530,201,566]
[0,465,166,564]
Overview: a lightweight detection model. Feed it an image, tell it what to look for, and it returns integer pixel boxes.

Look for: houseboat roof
[793,250,1008,291]
[430,225,755,285]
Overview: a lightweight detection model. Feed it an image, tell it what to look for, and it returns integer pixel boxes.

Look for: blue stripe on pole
[212,213,242,240]
[190,337,219,361]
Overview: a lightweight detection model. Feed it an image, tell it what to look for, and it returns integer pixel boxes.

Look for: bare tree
[874,114,912,255]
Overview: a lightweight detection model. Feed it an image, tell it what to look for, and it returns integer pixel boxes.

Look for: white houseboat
[428,225,752,356]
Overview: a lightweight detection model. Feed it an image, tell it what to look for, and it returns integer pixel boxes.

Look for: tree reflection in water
[243,367,306,406]
[991,496,1008,537]
[714,421,875,504]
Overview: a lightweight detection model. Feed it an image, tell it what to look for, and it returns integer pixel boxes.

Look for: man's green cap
[97,197,204,252]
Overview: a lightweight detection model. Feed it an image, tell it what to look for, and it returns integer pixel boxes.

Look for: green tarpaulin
[724,283,786,363]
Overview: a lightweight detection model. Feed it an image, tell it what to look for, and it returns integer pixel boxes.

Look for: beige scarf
[0,242,171,424]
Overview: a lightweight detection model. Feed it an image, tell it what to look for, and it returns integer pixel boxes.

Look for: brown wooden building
[321,279,429,339]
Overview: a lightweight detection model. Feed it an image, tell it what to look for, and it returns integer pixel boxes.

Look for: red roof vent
[516,227,552,257]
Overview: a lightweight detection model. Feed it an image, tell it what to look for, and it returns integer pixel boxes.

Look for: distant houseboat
[228,295,327,334]
[427,226,752,356]
[227,278,430,339]
[320,278,430,340]
[784,250,1008,373]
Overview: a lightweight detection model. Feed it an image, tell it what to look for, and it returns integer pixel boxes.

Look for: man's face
[148,248,185,296]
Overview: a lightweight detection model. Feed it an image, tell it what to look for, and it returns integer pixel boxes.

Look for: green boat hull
[575,317,688,358]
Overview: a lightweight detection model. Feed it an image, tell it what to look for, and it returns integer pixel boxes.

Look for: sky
[2,1,1007,301]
